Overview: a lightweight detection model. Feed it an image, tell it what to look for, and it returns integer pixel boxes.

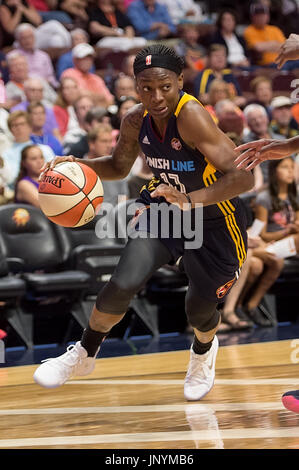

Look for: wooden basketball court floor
[0,338,298,450]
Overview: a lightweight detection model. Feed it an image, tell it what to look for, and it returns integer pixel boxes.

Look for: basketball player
[33,45,253,401]
[234,34,299,414]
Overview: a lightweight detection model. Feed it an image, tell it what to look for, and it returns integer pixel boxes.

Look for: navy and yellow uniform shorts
[134,183,248,304]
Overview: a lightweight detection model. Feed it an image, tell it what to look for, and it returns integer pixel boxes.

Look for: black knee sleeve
[185,287,220,332]
[96,236,172,316]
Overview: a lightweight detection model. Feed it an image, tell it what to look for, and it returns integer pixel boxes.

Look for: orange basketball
[38,161,104,227]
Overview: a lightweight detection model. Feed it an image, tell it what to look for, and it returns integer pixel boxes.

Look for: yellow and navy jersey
[139,90,241,222]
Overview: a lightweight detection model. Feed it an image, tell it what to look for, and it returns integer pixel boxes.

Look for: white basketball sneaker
[33,342,97,389]
[184,336,218,401]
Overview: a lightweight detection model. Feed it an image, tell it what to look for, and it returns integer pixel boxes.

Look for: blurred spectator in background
[85,123,129,206]
[58,0,89,27]
[270,95,299,139]
[209,9,250,69]
[242,103,285,188]
[121,53,136,78]
[11,77,61,140]
[113,75,138,103]
[214,98,245,145]
[53,77,80,137]
[56,29,95,80]
[111,95,139,130]
[244,3,285,67]
[28,101,64,155]
[27,0,72,24]
[61,43,114,107]
[10,23,58,88]
[248,75,273,120]
[63,94,93,153]
[2,111,54,186]
[127,0,176,41]
[5,53,57,108]
[265,0,299,39]
[88,0,146,50]
[0,0,42,48]
[193,44,245,107]
[0,155,14,205]
[0,107,13,154]
[158,0,202,26]
[175,23,207,72]
[14,144,44,206]
[204,79,235,121]
[0,52,9,85]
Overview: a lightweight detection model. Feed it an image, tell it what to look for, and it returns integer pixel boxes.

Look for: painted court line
[0,427,299,447]
[0,402,286,415]
[67,378,299,385]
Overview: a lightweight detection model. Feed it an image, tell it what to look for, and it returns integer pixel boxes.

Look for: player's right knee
[96,278,142,315]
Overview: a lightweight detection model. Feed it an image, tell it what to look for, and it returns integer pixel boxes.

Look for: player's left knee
[185,295,220,332]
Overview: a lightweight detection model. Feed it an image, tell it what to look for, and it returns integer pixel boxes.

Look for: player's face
[276,158,295,185]
[136,68,183,120]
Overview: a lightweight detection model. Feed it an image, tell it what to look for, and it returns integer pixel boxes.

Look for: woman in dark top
[88,0,136,44]
[0,0,42,47]
[208,9,250,69]
[15,144,44,207]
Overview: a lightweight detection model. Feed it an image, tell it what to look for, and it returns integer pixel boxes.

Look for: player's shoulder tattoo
[122,103,144,134]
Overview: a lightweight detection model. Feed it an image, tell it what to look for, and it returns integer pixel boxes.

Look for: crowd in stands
[1,0,299,341]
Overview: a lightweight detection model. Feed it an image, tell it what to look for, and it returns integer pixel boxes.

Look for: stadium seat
[0,204,91,346]
[0,253,29,346]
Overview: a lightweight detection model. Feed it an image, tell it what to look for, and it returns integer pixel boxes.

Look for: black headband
[134,53,182,76]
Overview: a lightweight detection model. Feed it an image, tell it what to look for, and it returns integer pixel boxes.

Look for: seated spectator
[89,0,146,51]
[127,0,176,41]
[2,110,54,186]
[11,77,61,140]
[28,101,64,155]
[61,43,114,107]
[58,0,89,27]
[121,53,136,78]
[53,77,80,137]
[0,155,14,205]
[0,51,9,84]
[270,96,299,139]
[158,0,202,26]
[193,44,245,107]
[27,0,72,23]
[0,0,42,48]
[175,23,207,72]
[209,9,250,69]
[5,52,57,108]
[243,3,285,67]
[85,123,129,206]
[0,107,13,154]
[214,99,245,143]
[63,94,94,156]
[248,75,273,120]
[111,95,139,130]
[14,144,44,206]
[204,79,236,121]
[242,103,285,189]
[113,75,139,102]
[10,23,58,88]
[56,29,95,80]
[237,157,299,325]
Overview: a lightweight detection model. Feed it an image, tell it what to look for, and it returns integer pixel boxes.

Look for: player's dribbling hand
[150,184,191,210]
[39,155,76,181]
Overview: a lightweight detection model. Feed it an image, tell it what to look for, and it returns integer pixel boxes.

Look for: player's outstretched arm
[275,33,299,69]
[39,105,144,181]
[234,137,299,171]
